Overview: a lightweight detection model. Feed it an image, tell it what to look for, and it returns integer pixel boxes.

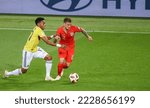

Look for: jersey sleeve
[56,28,61,37]
[73,26,83,32]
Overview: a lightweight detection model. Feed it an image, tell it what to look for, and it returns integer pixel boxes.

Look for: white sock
[45,60,52,77]
[7,69,22,76]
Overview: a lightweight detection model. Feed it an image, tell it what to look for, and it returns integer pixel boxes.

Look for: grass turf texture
[0,15,150,90]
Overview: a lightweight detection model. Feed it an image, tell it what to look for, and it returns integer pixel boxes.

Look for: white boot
[3,70,9,78]
[45,76,55,81]
[55,75,61,81]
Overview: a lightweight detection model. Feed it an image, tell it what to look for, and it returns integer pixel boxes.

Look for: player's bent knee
[44,55,52,61]
[59,61,64,64]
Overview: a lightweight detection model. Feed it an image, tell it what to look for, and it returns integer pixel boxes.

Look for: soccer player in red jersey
[54,17,93,80]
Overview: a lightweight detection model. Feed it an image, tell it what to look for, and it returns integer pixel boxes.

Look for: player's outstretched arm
[41,36,65,48]
[47,35,60,43]
[81,28,93,41]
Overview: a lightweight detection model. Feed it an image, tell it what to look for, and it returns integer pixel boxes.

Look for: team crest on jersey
[70,32,74,36]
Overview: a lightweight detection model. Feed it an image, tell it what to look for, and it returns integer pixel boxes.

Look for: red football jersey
[56,25,82,48]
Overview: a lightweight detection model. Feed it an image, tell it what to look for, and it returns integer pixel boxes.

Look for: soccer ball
[69,73,79,83]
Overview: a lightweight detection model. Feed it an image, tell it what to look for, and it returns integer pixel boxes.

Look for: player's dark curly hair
[35,17,45,25]
[64,17,72,23]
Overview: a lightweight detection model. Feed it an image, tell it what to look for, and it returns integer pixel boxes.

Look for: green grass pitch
[0,15,150,90]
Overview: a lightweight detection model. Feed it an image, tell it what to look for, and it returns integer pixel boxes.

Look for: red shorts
[58,47,74,63]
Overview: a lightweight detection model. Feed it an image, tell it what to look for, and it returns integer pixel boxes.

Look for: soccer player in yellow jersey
[4,17,64,81]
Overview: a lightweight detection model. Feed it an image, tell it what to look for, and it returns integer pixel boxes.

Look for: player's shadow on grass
[0,76,75,90]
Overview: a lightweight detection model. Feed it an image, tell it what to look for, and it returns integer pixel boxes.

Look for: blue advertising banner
[0,0,150,17]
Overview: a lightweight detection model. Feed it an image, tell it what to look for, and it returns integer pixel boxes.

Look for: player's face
[64,22,71,30]
[39,20,46,30]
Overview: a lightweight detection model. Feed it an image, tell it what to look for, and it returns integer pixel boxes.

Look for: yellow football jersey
[24,26,46,52]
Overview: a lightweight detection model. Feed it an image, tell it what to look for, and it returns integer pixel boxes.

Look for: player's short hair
[35,17,45,25]
[64,17,72,23]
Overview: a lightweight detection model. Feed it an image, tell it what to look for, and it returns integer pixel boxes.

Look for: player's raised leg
[55,58,71,80]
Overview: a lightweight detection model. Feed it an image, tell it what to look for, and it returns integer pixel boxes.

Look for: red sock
[58,63,63,76]
[58,63,68,76]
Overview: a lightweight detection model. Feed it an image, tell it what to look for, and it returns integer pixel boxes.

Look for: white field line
[0,27,150,34]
